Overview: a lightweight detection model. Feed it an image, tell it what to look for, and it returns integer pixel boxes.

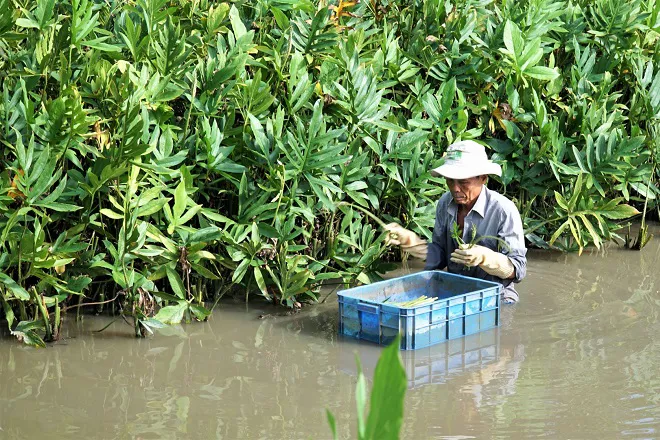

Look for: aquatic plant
[326,334,407,440]
[0,0,657,344]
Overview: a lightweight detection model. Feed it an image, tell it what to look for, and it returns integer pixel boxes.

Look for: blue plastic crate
[337,271,501,350]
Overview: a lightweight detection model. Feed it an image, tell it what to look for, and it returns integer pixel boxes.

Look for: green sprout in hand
[451,222,476,247]
[450,221,511,269]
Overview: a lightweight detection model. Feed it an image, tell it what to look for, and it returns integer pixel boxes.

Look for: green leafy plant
[1,0,657,345]
[326,334,407,440]
[548,174,641,254]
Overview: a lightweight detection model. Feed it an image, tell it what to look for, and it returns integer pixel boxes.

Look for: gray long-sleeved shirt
[424,186,527,302]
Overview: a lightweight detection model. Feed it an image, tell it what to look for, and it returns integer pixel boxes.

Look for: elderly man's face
[445,176,487,207]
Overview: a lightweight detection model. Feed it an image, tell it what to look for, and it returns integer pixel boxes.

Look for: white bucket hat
[430,140,502,179]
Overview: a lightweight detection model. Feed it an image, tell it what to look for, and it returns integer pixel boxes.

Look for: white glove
[450,244,515,279]
[384,223,428,260]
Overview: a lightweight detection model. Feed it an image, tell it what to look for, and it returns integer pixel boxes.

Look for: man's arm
[424,242,446,270]
[497,203,527,282]
[424,201,447,270]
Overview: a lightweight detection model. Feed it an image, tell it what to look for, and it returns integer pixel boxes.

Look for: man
[385,140,527,303]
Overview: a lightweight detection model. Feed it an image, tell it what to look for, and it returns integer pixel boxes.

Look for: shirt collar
[446,185,488,218]
[472,185,488,217]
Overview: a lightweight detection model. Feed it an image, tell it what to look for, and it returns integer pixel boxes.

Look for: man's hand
[384,223,420,246]
[450,244,515,279]
[450,244,488,267]
[384,223,428,260]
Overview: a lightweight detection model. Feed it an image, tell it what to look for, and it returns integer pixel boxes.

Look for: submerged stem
[31,287,52,341]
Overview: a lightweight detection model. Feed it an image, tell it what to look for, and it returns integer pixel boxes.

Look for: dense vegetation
[1,0,658,345]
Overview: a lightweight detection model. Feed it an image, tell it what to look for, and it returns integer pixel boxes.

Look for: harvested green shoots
[450,221,512,270]
[450,222,511,252]
[389,295,437,308]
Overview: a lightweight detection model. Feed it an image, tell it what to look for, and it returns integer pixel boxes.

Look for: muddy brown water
[1,232,659,439]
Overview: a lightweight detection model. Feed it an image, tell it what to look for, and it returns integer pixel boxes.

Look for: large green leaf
[189,227,222,244]
[525,66,560,80]
[12,320,47,347]
[153,301,188,325]
[166,266,186,299]
[0,273,29,300]
[355,356,368,438]
[229,5,247,39]
[173,181,187,220]
[363,334,407,440]
[190,304,211,321]
[503,20,524,63]
[1,296,15,330]
[326,410,338,440]
[600,204,641,220]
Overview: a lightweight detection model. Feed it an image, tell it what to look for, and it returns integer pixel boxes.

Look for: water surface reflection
[1,228,659,439]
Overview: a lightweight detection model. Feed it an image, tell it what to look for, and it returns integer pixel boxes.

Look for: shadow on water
[270,306,339,342]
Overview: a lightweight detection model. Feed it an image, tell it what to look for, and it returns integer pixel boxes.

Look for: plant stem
[336,202,389,229]
[31,288,52,342]
[54,298,60,341]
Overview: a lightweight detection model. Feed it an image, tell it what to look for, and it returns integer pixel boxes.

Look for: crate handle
[357,303,379,314]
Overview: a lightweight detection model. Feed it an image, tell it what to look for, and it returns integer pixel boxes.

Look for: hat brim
[430,162,502,179]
